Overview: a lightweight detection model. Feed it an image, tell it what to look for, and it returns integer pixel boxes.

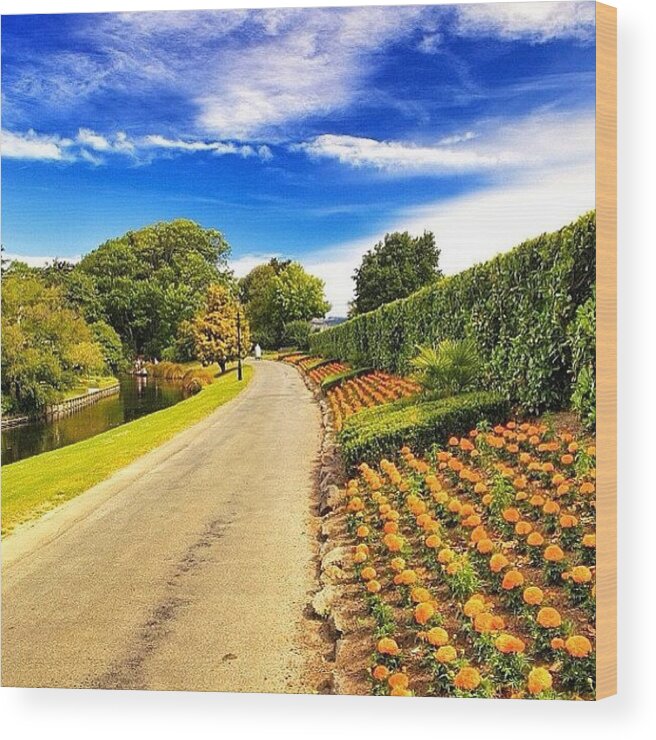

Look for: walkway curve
[2,360,322,691]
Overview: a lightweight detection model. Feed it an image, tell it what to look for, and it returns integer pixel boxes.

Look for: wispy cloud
[455,1,595,43]
[2,128,273,164]
[295,109,594,177]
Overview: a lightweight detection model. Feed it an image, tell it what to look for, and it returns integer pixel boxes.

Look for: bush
[282,319,313,351]
[310,212,595,416]
[569,291,596,430]
[411,339,482,397]
[338,391,510,470]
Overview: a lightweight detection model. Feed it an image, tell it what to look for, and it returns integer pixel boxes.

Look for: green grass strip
[2,364,253,535]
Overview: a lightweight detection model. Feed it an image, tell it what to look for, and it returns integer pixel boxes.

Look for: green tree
[1,271,109,414]
[282,319,313,351]
[190,284,251,373]
[240,260,329,347]
[90,321,126,373]
[351,231,441,315]
[78,219,232,356]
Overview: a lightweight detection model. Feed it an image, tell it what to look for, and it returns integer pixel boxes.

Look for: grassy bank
[2,364,253,535]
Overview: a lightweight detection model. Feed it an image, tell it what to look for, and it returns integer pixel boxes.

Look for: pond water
[1,375,190,466]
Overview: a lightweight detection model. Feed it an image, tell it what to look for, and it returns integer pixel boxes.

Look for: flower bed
[328,371,421,430]
[343,419,596,699]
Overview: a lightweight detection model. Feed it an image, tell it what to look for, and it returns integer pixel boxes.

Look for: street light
[236,306,243,381]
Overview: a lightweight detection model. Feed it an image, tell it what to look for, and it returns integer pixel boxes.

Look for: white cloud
[195,6,427,140]
[306,162,594,317]
[1,129,71,161]
[3,252,81,268]
[455,1,595,43]
[295,109,594,177]
[229,253,280,278]
[2,128,272,165]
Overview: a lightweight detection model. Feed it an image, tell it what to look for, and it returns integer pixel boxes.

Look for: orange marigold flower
[550,637,565,650]
[411,587,433,604]
[437,548,455,564]
[377,637,400,656]
[464,596,487,618]
[425,534,442,549]
[473,612,495,633]
[527,532,545,547]
[560,514,578,528]
[360,566,377,581]
[543,500,561,515]
[528,667,553,695]
[565,635,593,658]
[515,521,533,536]
[415,601,435,625]
[425,627,449,647]
[388,672,409,690]
[353,550,368,564]
[394,569,418,586]
[580,482,595,495]
[448,436,459,446]
[366,579,381,594]
[434,645,457,664]
[477,538,495,555]
[502,507,521,523]
[454,667,481,691]
[474,482,488,495]
[490,553,509,573]
[495,633,526,654]
[448,499,462,514]
[561,453,574,465]
[383,533,404,552]
[372,664,390,681]
[356,525,370,538]
[523,586,544,605]
[390,557,406,572]
[470,525,487,543]
[482,494,493,506]
[571,565,593,584]
[502,569,525,590]
[529,494,546,507]
[582,533,596,548]
[383,521,399,534]
[390,687,412,697]
[537,607,562,629]
[463,514,482,528]
[544,544,565,562]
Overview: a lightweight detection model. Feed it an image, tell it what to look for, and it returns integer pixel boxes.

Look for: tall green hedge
[569,289,596,430]
[311,212,596,415]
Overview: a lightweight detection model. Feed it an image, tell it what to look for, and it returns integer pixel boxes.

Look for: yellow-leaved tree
[191,284,251,373]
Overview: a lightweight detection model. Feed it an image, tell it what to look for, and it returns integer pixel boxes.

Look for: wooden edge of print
[595,1,617,700]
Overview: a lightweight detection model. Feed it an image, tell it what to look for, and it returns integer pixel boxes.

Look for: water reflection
[1,375,189,466]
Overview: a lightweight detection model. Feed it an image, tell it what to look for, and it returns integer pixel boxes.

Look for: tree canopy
[240,259,330,348]
[190,284,251,373]
[78,219,232,357]
[350,231,442,315]
[1,268,108,413]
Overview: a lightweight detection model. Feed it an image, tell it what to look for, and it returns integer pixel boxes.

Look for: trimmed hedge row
[569,290,596,430]
[338,391,510,471]
[310,212,596,415]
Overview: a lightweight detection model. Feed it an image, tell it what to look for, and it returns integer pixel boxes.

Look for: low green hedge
[305,357,339,372]
[338,391,510,470]
[320,367,372,391]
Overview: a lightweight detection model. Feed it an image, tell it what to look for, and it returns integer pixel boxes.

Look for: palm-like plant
[411,338,483,397]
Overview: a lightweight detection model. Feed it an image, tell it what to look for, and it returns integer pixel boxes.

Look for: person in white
[254,343,262,360]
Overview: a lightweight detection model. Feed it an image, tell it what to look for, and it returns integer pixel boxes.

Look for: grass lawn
[2,364,253,535]
[62,374,119,400]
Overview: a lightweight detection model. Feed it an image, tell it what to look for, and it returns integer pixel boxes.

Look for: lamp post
[236,307,243,381]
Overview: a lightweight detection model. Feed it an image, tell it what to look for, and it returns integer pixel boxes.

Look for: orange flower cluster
[308,361,349,384]
[343,418,596,700]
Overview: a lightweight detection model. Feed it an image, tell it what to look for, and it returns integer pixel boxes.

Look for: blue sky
[1,2,596,314]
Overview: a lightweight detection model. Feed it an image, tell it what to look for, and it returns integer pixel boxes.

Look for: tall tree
[350,231,441,315]
[190,284,251,373]
[240,259,330,348]
[78,219,232,357]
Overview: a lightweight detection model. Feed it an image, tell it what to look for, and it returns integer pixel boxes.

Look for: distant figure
[254,343,262,360]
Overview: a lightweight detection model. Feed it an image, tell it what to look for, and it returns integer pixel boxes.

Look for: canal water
[1,375,189,466]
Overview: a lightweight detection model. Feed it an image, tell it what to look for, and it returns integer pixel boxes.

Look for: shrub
[569,291,596,430]
[310,212,595,416]
[338,391,510,470]
[282,319,313,351]
[411,339,482,397]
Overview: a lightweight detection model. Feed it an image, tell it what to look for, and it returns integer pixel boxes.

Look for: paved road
[2,361,322,692]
